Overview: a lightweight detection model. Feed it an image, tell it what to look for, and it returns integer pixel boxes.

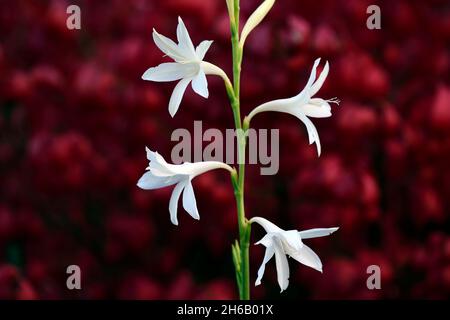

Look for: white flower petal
[289,244,323,273]
[168,77,192,117]
[293,58,321,103]
[191,69,209,98]
[292,111,321,156]
[250,217,283,234]
[300,99,332,118]
[281,230,303,251]
[142,63,196,82]
[309,61,329,97]
[182,179,200,220]
[146,149,206,177]
[169,180,187,225]
[152,29,186,62]
[167,163,203,178]
[255,243,275,286]
[137,171,177,190]
[176,17,197,60]
[179,161,233,177]
[146,148,174,176]
[273,237,290,292]
[255,233,274,247]
[146,148,233,178]
[195,40,213,61]
[146,147,166,164]
[299,227,339,239]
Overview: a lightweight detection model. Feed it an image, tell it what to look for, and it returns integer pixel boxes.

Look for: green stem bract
[228,0,251,300]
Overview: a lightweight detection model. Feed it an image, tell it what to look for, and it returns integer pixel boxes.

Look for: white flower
[137,147,234,226]
[246,58,340,156]
[142,17,227,117]
[250,216,338,292]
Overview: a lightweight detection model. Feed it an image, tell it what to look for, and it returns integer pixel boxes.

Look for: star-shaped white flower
[142,17,225,117]
[250,216,338,292]
[246,58,339,156]
[137,147,234,225]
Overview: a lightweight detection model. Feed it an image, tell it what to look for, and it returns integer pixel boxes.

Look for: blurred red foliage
[0,0,449,299]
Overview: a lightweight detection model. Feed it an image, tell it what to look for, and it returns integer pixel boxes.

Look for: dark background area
[0,0,449,299]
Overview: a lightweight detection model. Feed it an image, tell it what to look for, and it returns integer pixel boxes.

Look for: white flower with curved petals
[250,216,339,292]
[246,58,340,156]
[137,147,234,226]
[142,17,226,117]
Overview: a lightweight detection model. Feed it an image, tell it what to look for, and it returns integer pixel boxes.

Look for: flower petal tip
[169,109,177,118]
[141,68,154,80]
[152,28,161,38]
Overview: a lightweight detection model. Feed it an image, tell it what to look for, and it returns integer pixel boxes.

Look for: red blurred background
[0,0,449,299]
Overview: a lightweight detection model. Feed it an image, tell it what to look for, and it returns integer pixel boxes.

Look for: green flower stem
[226,0,251,300]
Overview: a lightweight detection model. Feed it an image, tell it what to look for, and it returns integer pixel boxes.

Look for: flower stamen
[327,97,341,105]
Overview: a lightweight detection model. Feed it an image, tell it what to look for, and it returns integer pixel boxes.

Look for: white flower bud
[240,0,275,48]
